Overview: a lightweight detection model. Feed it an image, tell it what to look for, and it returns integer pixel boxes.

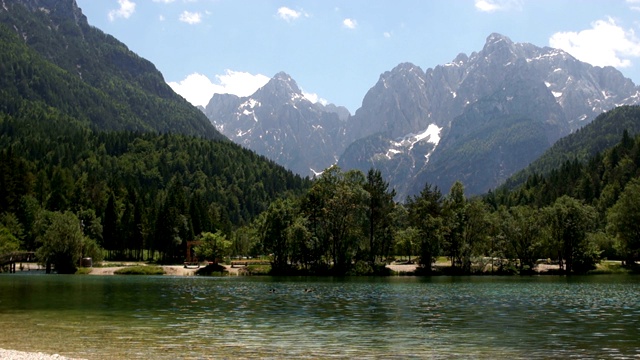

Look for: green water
[0,274,639,359]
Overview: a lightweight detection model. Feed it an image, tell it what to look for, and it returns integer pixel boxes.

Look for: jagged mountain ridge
[340,33,640,198]
[204,72,349,176]
[203,34,640,197]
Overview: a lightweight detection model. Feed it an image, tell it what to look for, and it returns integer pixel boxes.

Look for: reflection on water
[0,275,639,359]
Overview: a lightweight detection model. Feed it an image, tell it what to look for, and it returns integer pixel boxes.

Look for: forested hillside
[502,105,640,189]
[484,126,640,265]
[0,105,309,265]
[0,0,315,272]
[0,1,222,139]
[489,127,640,211]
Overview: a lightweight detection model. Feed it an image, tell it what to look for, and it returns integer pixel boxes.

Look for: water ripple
[0,275,639,359]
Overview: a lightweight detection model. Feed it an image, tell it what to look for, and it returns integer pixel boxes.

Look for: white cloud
[277,7,303,22]
[343,18,357,29]
[108,0,136,21]
[168,71,270,107]
[302,91,328,106]
[278,7,309,22]
[549,17,640,68]
[179,11,202,24]
[474,0,522,13]
[152,0,175,3]
[628,0,640,11]
[383,32,392,39]
[159,15,165,21]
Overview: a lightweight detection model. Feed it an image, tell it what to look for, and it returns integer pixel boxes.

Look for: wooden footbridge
[0,252,37,273]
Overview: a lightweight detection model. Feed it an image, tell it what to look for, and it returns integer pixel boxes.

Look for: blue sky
[76,0,640,113]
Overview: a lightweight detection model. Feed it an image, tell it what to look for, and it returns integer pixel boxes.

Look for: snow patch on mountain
[416,124,442,145]
[382,124,442,160]
[241,99,260,109]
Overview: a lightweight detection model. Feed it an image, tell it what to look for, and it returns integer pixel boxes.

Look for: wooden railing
[0,252,37,273]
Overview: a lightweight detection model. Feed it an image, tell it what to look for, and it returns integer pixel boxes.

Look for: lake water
[0,274,639,359]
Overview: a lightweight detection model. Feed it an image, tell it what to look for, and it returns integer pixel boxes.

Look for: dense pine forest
[0,1,310,273]
[1,1,640,275]
[245,116,640,276]
[502,105,640,189]
[2,101,640,275]
[0,106,310,269]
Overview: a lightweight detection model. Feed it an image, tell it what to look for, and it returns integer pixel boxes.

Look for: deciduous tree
[607,179,640,265]
[546,196,599,273]
[35,211,85,274]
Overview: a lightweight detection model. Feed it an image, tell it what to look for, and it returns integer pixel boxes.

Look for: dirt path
[87,264,241,276]
[386,264,419,273]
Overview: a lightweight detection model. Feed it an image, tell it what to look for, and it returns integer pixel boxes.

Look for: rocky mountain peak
[202,72,348,177]
[484,33,514,47]
[273,71,293,82]
[371,62,425,93]
[451,53,469,66]
[254,71,303,103]
[477,32,527,66]
[340,32,640,199]
[204,31,640,199]
[347,62,431,141]
[382,62,425,83]
[391,62,423,73]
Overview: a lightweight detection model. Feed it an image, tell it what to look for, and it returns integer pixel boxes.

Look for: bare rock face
[340,33,640,198]
[204,72,349,177]
[204,33,640,197]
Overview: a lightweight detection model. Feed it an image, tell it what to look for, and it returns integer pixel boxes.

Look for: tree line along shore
[2,127,640,276]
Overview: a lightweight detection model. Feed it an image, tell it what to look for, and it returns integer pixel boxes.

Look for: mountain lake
[0,274,638,359]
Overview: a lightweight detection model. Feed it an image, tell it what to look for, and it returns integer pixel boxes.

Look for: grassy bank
[114,265,165,275]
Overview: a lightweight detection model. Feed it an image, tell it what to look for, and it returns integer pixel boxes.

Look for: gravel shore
[0,348,85,360]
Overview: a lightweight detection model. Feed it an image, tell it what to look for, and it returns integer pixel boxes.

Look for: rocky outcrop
[204,72,348,176]
[340,33,640,198]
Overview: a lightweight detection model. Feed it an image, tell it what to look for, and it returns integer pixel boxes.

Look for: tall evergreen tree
[364,169,396,266]
[406,183,444,272]
[102,191,118,258]
[444,181,467,270]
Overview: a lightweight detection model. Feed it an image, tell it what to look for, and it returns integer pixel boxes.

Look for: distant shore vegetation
[2,114,640,276]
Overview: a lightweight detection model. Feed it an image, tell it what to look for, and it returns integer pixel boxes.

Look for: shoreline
[6,262,242,276]
[0,348,85,360]
[6,262,576,276]
[87,264,242,276]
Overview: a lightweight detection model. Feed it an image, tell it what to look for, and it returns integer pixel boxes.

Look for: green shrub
[247,264,271,275]
[114,265,164,275]
[588,261,630,274]
[75,267,92,275]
